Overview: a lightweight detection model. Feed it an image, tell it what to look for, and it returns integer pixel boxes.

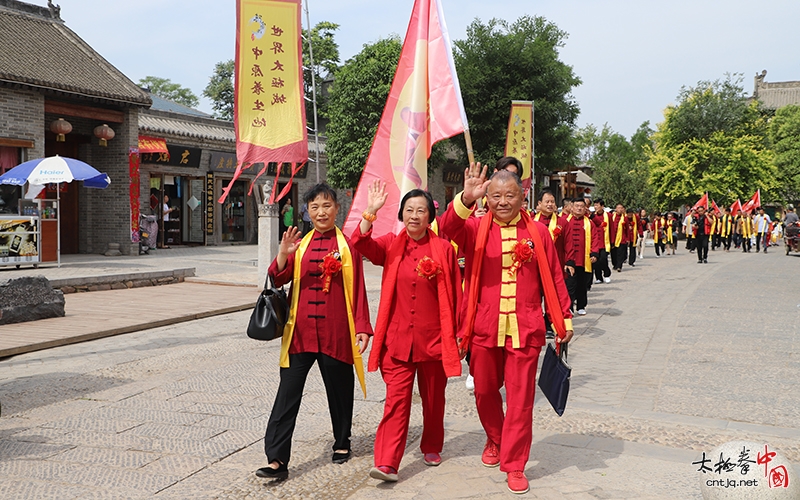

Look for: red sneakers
[507,471,529,494]
[423,452,441,466]
[369,465,398,482]
[481,439,500,467]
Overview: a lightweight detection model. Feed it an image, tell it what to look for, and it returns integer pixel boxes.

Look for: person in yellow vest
[591,198,612,283]
[719,207,734,252]
[258,184,373,480]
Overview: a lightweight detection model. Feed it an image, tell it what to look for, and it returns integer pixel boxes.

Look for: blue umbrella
[0,155,110,189]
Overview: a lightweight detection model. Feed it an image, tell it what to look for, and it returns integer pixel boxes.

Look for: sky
[42,0,800,139]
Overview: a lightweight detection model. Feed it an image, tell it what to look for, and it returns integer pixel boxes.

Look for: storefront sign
[442,169,463,184]
[141,145,202,168]
[268,162,308,179]
[206,173,214,235]
[0,217,39,264]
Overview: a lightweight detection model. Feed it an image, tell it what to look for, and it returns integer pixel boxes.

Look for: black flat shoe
[332,450,352,464]
[256,462,288,480]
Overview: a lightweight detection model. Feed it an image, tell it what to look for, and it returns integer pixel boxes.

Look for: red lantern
[49,118,72,142]
[93,124,115,147]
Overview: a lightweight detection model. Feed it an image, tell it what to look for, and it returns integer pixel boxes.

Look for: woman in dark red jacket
[352,180,461,483]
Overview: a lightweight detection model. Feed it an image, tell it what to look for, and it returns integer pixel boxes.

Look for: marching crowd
[254,155,797,495]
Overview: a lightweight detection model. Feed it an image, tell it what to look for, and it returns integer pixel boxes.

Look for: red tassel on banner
[218,162,249,204]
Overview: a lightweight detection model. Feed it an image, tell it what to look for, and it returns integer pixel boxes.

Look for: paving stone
[50,446,161,468]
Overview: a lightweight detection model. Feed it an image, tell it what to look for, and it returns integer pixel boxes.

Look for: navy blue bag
[538,343,571,416]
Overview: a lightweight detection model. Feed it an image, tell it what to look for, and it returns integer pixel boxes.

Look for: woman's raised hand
[279,226,302,256]
[366,180,388,214]
[462,162,490,206]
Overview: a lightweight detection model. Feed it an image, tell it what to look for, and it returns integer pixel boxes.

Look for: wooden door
[44,135,80,254]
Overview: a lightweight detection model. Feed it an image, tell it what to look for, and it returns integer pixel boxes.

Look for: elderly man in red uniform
[440,165,573,495]
[563,198,601,316]
[258,184,372,480]
[592,198,612,283]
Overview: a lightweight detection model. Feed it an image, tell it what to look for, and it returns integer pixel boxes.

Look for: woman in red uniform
[257,183,373,480]
[352,180,461,483]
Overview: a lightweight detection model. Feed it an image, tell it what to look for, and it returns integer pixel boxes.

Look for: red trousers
[373,349,447,469]
[471,340,542,472]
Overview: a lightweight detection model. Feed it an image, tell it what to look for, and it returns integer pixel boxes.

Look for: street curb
[48,268,196,288]
[0,302,251,359]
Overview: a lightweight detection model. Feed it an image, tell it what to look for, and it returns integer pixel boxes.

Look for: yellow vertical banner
[235,0,307,164]
[504,101,533,191]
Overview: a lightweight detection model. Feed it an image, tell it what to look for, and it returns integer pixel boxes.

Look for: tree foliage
[452,16,581,173]
[648,75,776,209]
[325,37,402,189]
[203,60,235,121]
[139,76,199,108]
[768,104,800,203]
[577,122,653,210]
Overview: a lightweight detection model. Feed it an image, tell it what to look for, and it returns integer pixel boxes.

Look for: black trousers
[722,235,732,250]
[566,267,592,310]
[711,234,720,249]
[695,234,709,261]
[756,232,767,252]
[654,241,666,256]
[594,249,611,280]
[742,235,751,252]
[627,243,637,265]
[264,352,354,465]
[686,236,694,250]
[610,246,627,270]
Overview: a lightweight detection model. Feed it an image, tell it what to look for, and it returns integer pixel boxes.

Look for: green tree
[647,75,776,209]
[325,37,402,189]
[452,16,581,174]
[768,104,800,203]
[579,122,653,209]
[203,60,235,121]
[139,76,199,108]
[303,21,340,125]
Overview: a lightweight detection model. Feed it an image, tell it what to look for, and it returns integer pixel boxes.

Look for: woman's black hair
[304,183,337,204]
[397,189,436,224]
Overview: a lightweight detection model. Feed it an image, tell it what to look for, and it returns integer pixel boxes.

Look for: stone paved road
[0,245,798,498]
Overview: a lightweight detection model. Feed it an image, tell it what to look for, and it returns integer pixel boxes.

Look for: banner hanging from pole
[343,0,469,238]
[504,101,533,193]
[224,0,308,203]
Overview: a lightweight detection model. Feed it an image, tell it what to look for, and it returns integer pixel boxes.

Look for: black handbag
[538,343,571,416]
[246,276,289,341]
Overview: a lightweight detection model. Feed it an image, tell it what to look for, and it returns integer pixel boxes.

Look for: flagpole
[303,0,321,183]
[463,129,475,165]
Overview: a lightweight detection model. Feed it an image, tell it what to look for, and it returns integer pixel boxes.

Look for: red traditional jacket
[533,211,568,267]
[440,196,573,350]
[563,214,603,269]
[269,229,373,364]
[352,226,461,377]
[610,212,630,246]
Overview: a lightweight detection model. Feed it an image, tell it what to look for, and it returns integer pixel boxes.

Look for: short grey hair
[488,169,523,192]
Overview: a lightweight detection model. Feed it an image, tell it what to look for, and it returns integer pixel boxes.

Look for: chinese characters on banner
[226,0,307,204]
[504,101,533,192]
[128,148,140,242]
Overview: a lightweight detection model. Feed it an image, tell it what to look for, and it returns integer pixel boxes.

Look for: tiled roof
[0,3,150,106]
[755,85,800,110]
[147,92,211,118]
[139,113,235,143]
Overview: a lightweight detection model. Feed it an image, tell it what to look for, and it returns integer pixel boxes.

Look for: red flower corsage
[509,238,534,276]
[552,225,563,239]
[319,251,343,293]
[602,221,608,227]
[416,255,441,280]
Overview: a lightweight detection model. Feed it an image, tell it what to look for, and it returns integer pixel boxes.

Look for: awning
[138,136,169,154]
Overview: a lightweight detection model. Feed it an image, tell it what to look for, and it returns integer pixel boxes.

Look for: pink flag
[342,0,468,238]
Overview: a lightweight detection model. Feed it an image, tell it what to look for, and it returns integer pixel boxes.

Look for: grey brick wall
[0,87,45,159]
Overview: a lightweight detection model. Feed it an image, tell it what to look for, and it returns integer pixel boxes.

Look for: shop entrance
[222,180,247,242]
[44,135,80,254]
[152,174,206,246]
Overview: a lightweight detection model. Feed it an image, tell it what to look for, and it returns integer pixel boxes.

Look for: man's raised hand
[462,162,491,207]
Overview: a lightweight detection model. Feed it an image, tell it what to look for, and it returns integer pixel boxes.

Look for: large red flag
[730,199,742,217]
[711,199,722,216]
[343,0,468,238]
[741,189,761,214]
[691,192,708,211]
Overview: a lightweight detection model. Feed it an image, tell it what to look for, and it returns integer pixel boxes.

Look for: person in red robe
[625,208,640,267]
[591,198,612,283]
[440,165,573,495]
[352,181,461,483]
[563,198,602,315]
[610,203,630,272]
[532,189,568,267]
[257,184,373,480]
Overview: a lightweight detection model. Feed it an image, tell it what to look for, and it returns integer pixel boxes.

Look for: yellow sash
[666,222,673,244]
[601,212,611,251]
[721,215,732,237]
[614,215,625,247]
[582,217,592,272]
[280,228,367,397]
[653,218,662,244]
[534,212,559,240]
[741,217,753,238]
[631,216,638,246]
